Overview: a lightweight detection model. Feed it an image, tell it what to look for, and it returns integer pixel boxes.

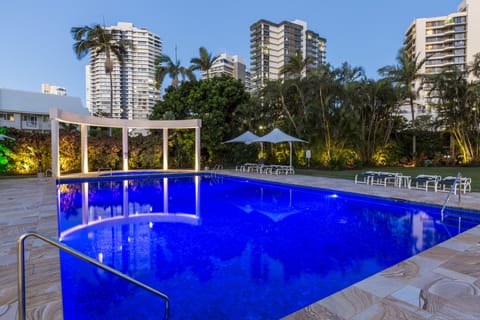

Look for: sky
[0,0,460,105]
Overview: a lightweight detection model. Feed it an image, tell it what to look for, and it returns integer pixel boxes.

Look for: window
[22,115,37,126]
[0,113,14,121]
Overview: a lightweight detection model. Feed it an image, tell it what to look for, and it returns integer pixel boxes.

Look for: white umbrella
[224,130,264,155]
[254,128,308,167]
[0,134,15,141]
[223,131,260,144]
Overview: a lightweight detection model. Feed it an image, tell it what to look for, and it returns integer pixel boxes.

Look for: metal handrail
[440,172,462,219]
[17,231,170,320]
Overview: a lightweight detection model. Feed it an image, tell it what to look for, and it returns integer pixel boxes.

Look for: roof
[0,88,89,115]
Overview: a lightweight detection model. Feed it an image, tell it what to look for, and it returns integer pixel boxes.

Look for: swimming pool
[57,174,480,319]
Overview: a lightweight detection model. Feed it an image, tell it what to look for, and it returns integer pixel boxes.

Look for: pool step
[441,211,480,230]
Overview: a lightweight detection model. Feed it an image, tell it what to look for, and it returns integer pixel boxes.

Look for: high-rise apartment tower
[250,19,326,88]
[86,22,162,119]
[404,0,480,117]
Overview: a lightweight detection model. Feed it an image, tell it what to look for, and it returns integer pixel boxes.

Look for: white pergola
[50,108,202,177]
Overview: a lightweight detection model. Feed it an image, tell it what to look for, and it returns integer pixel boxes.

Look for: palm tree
[378,48,427,158]
[190,47,219,79]
[280,51,315,79]
[155,54,195,90]
[71,24,133,118]
[279,51,316,123]
[430,65,480,163]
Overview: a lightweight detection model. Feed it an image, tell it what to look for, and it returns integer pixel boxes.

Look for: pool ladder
[440,172,462,220]
[209,164,224,183]
[17,231,170,320]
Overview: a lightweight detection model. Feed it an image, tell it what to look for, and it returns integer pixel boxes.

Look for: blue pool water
[57,174,480,320]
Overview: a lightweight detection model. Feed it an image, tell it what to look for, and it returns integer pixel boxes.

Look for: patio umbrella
[254,128,307,167]
[223,130,264,155]
[0,134,15,141]
[223,130,259,144]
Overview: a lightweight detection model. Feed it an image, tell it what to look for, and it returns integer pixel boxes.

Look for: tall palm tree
[71,24,133,118]
[155,54,195,89]
[430,64,480,163]
[378,48,427,158]
[279,51,316,123]
[190,47,219,79]
[280,51,315,79]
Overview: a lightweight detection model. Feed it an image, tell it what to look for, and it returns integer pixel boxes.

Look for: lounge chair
[409,175,441,191]
[236,157,265,173]
[273,165,295,175]
[354,171,377,184]
[437,176,472,194]
[371,172,401,187]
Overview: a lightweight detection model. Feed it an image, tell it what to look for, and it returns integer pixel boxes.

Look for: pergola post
[51,119,60,177]
[80,124,88,173]
[163,128,168,170]
[122,127,128,171]
[195,127,201,171]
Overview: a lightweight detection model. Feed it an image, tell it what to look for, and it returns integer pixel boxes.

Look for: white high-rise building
[205,53,246,79]
[403,0,480,119]
[41,84,67,96]
[86,22,162,119]
[250,19,326,88]
[204,53,252,90]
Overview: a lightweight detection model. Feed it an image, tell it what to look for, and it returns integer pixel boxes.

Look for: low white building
[0,88,89,132]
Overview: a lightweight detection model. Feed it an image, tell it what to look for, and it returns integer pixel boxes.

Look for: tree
[469,52,480,79]
[190,47,220,79]
[262,80,298,131]
[155,53,195,90]
[71,24,133,118]
[429,66,480,163]
[150,76,250,167]
[278,51,317,124]
[280,51,315,79]
[378,48,427,158]
[350,78,399,164]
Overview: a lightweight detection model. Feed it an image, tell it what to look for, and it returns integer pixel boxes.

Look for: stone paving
[0,171,479,319]
[0,177,61,320]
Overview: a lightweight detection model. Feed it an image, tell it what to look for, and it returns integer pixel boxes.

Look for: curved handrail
[440,172,462,219]
[17,231,169,320]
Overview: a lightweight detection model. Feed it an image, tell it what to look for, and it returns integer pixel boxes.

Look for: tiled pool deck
[1,171,479,319]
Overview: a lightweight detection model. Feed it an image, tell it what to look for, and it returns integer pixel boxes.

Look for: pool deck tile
[1,171,480,320]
